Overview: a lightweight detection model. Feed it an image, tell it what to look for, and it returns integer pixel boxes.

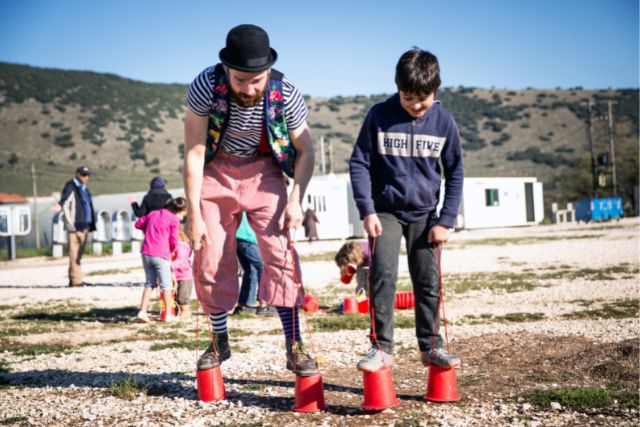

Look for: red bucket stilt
[197,366,226,402]
[362,365,400,410]
[343,297,358,314]
[293,373,325,412]
[357,298,369,314]
[425,364,460,402]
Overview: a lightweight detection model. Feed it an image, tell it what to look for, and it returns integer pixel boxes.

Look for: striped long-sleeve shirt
[187,65,308,157]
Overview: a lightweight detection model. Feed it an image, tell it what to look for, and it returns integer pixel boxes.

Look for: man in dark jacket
[129,176,172,217]
[53,165,97,287]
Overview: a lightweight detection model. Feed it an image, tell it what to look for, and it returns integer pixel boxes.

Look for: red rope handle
[286,230,319,375]
[367,236,382,351]
[193,250,218,368]
[430,244,451,353]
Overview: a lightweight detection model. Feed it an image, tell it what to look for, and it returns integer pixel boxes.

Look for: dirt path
[0,219,638,426]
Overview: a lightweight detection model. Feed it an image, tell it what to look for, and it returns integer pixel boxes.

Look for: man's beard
[229,86,264,107]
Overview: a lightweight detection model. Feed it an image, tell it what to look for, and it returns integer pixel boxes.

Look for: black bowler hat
[219,24,278,72]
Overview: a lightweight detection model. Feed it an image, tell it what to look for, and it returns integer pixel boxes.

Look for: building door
[525,183,535,222]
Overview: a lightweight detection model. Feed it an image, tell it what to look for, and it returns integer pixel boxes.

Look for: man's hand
[187,216,211,251]
[428,224,450,245]
[51,203,62,213]
[128,195,136,204]
[278,200,303,230]
[363,213,382,237]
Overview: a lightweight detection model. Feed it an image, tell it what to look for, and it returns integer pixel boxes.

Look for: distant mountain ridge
[0,62,637,215]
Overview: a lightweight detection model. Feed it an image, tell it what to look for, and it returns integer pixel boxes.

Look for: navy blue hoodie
[349,94,464,228]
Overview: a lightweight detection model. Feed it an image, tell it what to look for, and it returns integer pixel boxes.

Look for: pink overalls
[195,151,303,314]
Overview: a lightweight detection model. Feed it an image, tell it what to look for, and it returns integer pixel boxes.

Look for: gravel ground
[0,218,638,426]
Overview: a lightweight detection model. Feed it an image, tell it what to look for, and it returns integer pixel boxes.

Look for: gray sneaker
[285,340,318,377]
[197,333,231,370]
[356,347,394,372]
[421,348,460,368]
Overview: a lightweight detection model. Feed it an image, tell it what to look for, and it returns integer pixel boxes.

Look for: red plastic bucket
[293,373,325,412]
[302,294,319,313]
[196,366,226,402]
[357,298,369,314]
[394,292,415,310]
[425,364,460,402]
[343,297,359,314]
[362,365,400,410]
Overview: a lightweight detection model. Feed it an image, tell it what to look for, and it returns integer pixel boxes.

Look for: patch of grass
[522,387,639,411]
[243,383,266,391]
[459,312,545,325]
[458,373,488,387]
[452,234,604,247]
[0,416,28,425]
[0,360,10,373]
[11,342,77,356]
[309,313,414,332]
[12,305,139,324]
[87,266,140,276]
[299,251,336,262]
[447,271,540,294]
[562,299,639,320]
[0,322,77,337]
[108,377,147,401]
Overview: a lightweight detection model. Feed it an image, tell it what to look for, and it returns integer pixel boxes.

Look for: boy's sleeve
[349,110,376,219]
[437,116,465,228]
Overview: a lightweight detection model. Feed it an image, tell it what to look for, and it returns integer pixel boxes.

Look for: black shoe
[286,339,318,377]
[197,333,231,370]
[256,305,276,316]
[232,305,257,315]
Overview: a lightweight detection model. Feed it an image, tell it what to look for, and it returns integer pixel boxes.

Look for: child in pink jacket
[133,197,186,323]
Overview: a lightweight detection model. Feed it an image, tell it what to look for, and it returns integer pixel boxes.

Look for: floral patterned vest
[205,64,296,177]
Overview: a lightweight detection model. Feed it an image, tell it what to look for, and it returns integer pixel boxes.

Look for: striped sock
[208,312,228,335]
[276,305,301,341]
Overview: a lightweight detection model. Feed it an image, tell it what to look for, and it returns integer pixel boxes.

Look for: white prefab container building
[298,174,352,240]
[453,177,544,229]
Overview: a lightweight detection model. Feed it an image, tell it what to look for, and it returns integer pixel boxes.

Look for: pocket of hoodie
[411,178,438,209]
[373,184,401,210]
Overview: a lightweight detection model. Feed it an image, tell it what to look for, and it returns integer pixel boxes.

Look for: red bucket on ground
[395,292,415,310]
[293,373,325,412]
[196,366,226,402]
[362,365,400,410]
[343,297,359,314]
[160,290,177,320]
[357,298,369,314]
[302,294,319,313]
[425,364,460,402]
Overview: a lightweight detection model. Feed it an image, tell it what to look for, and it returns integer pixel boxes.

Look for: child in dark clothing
[349,48,464,372]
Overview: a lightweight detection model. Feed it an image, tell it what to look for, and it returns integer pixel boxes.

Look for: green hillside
[0,62,637,216]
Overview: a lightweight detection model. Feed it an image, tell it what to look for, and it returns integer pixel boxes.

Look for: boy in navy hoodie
[349,48,464,372]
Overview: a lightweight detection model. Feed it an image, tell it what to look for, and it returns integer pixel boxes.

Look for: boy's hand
[428,224,450,244]
[363,213,382,237]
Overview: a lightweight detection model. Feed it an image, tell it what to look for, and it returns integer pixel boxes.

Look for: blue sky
[0,0,637,96]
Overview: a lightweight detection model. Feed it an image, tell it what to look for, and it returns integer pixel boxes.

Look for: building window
[485,189,499,207]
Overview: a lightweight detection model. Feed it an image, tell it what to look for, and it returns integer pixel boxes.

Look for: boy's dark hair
[335,241,365,268]
[395,48,441,96]
[165,197,187,214]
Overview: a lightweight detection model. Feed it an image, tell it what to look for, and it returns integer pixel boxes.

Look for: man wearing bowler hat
[183,24,317,376]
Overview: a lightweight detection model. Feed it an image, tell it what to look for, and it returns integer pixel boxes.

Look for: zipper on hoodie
[406,120,416,212]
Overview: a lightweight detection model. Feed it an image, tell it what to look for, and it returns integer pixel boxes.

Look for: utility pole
[30,163,40,248]
[586,100,597,195]
[607,101,618,196]
[320,136,326,175]
[328,140,334,174]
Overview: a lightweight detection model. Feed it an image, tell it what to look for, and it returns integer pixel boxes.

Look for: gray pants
[369,211,443,354]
